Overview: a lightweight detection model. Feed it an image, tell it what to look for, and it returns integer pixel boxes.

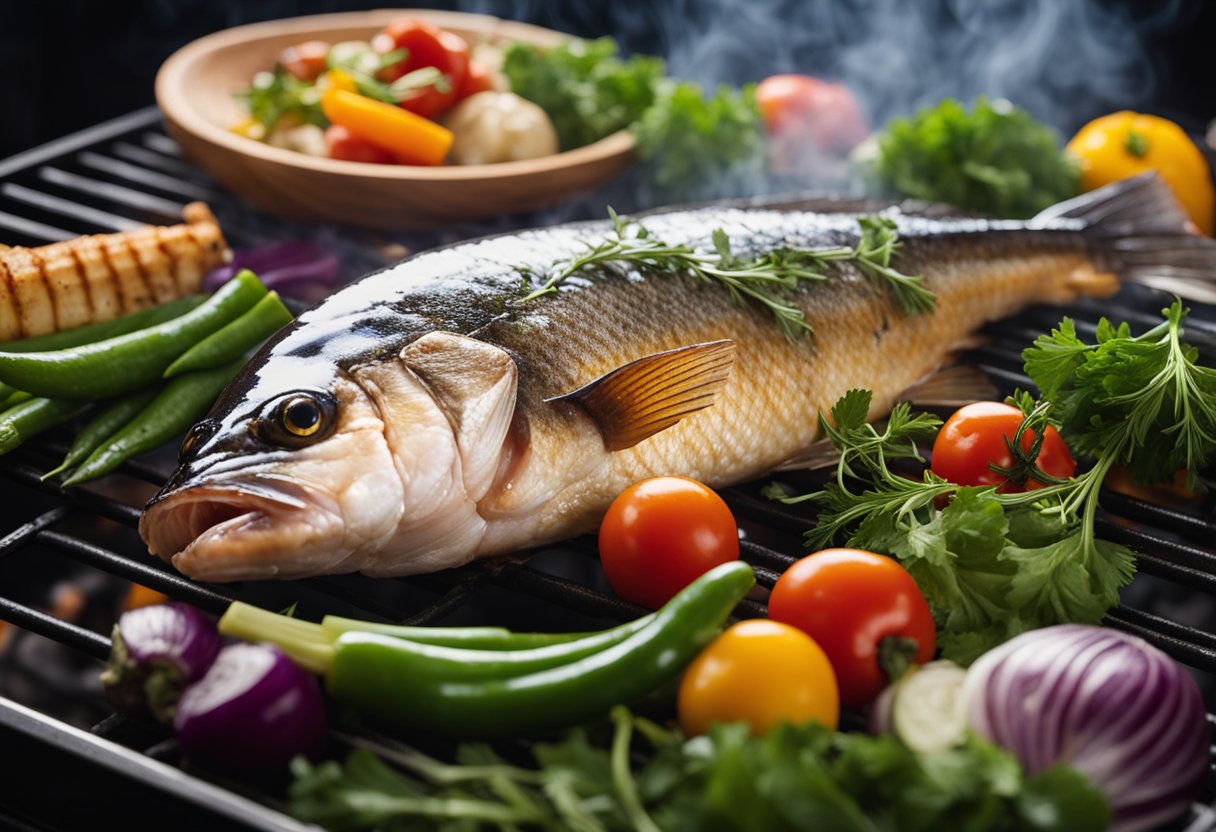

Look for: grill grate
[1,107,1215,829]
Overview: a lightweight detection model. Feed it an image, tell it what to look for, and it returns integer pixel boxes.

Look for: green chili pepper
[62,357,245,486]
[163,291,294,378]
[0,271,266,400]
[327,561,754,738]
[220,600,657,676]
[1,295,206,354]
[0,397,90,456]
[42,388,161,480]
[318,617,613,650]
[0,390,32,412]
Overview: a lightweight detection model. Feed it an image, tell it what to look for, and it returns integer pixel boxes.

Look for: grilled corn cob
[0,203,229,342]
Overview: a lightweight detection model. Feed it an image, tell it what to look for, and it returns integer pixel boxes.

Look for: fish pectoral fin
[772,438,839,472]
[400,332,519,499]
[548,340,736,452]
[898,364,997,409]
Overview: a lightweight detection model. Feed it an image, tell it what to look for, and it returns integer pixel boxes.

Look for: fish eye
[261,391,337,448]
[178,420,215,461]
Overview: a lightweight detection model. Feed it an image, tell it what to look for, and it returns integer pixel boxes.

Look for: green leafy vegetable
[288,711,1109,832]
[872,97,1080,219]
[632,80,767,202]
[501,37,664,152]
[783,302,1216,662]
[523,212,932,339]
[238,66,326,131]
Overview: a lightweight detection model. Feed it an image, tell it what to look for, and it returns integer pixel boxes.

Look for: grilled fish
[0,203,228,342]
[140,174,1216,581]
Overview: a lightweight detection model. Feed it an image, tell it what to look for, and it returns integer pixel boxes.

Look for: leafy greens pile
[774,301,1216,664]
[871,96,1080,219]
[289,708,1107,832]
[502,38,765,201]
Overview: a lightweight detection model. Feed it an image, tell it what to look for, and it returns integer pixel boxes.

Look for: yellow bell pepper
[1066,111,1213,236]
[320,88,453,166]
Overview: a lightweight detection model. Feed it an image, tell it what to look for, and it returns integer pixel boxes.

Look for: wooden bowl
[155,10,636,230]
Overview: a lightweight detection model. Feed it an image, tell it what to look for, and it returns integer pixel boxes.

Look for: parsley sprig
[771,302,1216,663]
[522,211,933,339]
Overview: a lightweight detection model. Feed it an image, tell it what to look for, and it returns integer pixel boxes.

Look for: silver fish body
[139,175,1216,581]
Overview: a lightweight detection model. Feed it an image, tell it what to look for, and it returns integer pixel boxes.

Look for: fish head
[139,330,524,581]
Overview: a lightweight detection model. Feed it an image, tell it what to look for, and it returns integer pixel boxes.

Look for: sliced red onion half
[174,642,327,776]
[100,602,221,723]
[204,242,340,299]
[961,624,1210,832]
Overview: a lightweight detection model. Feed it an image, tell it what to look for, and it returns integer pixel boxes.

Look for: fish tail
[1033,172,1216,302]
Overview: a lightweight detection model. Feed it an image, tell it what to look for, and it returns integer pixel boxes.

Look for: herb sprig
[288,708,1107,832]
[522,211,933,339]
[772,302,1216,663]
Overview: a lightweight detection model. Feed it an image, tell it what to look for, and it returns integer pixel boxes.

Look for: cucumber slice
[891,660,968,753]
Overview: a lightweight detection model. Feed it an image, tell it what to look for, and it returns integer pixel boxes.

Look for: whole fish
[140,174,1216,581]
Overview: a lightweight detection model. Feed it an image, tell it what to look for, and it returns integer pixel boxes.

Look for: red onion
[961,624,1209,832]
[174,642,327,776]
[203,241,340,298]
[101,602,221,723]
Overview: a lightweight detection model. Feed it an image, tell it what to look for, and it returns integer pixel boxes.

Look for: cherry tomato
[457,60,496,100]
[598,477,740,610]
[678,619,839,736]
[931,401,1076,492]
[755,74,868,157]
[372,19,469,118]
[325,125,394,164]
[278,40,330,83]
[768,549,935,709]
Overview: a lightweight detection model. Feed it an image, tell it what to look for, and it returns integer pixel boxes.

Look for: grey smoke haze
[465,0,1197,136]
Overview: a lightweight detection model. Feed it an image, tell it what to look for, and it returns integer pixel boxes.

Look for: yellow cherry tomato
[1066,111,1213,236]
[677,619,839,736]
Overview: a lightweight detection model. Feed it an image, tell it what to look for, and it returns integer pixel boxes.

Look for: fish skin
[139,179,1207,581]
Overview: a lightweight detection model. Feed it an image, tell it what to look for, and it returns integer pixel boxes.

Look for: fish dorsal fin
[399,332,518,500]
[549,340,736,452]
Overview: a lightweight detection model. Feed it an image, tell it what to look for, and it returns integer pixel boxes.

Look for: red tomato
[931,401,1076,492]
[373,18,469,118]
[278,40,330,83]
[598,477,740,610]
[325,125,394,164]
[756,74,868,158]
[768,549,935,708]
[457,60,495,100]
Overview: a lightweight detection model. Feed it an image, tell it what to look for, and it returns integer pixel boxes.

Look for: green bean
[163,292,293,378]
[1,295,206,353]
[0,398,90,456]
[43,388,160,480]
[62,358,244,486]
[0,390,32,412]
[0,272,266,400]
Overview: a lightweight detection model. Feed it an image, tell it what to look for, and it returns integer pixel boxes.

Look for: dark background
[1,0,1214,162]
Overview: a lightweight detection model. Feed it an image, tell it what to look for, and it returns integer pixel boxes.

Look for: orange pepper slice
[321,87,453,166]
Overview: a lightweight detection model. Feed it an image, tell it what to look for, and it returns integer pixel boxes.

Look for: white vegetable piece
[443,91,559,166]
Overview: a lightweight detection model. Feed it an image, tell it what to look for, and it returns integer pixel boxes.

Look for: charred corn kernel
[321,87,453,165]
[1067,112,1214,236]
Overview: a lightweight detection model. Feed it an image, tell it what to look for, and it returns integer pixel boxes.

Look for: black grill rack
[1,107,1215,830]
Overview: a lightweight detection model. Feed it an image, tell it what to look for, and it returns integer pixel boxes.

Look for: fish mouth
[140,480,346,582]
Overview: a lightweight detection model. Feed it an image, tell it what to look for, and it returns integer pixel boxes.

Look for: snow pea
[62,358,245,486]
[0,271,265,400]
[326,561,755,738]
[163,291,293,378]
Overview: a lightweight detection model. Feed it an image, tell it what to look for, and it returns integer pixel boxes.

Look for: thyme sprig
[520,210,933,339]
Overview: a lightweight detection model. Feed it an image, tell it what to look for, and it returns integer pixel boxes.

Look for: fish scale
[140,174,1216,581]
